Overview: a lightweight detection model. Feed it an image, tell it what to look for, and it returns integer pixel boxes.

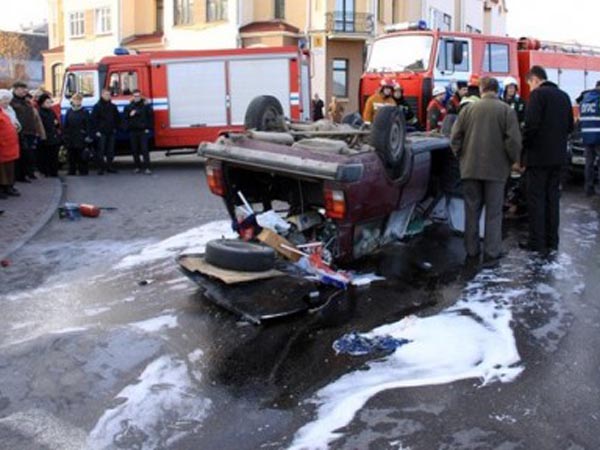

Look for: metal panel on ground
[167,61,227,127]
[229,59,291,125]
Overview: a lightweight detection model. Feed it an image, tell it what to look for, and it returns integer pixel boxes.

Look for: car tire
[370,106,406,166]
[244,95,285,132]
[205,239,276,272]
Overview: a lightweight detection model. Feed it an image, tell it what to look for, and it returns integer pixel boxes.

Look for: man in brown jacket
[450,77,522,264]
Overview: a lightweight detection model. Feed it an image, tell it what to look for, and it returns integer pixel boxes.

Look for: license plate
[572,156,586,166]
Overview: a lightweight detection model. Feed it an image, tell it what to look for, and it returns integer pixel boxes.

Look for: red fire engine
[360,21,600,126]
[60,46,310,152]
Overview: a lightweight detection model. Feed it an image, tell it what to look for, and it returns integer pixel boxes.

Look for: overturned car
[178,96,465,322]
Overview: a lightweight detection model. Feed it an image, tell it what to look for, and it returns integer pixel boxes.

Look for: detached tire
[370,106,406,166]
[244,95,285,131]
[205,239,276,272]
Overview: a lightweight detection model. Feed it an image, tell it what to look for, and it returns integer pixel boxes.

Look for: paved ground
[0,159,599,450]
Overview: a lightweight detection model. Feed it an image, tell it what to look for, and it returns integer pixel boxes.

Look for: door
[228,58,291,125]
[167,61,227,127]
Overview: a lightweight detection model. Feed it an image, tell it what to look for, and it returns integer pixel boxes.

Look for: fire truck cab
[60,46,311,152]
[360,22,600,128]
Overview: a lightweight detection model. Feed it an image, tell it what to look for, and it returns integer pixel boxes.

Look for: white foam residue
[115,220,235,269]
[289,271,526,450]
[88,355,211,450]
[130,314,178,333]
[351,273,386,286]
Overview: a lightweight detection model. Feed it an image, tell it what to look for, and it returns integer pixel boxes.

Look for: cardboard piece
[257,229,302,262]
[178,255,284,285]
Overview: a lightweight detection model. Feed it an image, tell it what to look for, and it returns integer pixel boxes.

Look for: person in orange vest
[426,86,447,131]
[362,77,397,123]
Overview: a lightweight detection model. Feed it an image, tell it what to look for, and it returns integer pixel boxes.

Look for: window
[430,8,451,31]
[332,59,348,97]
[483,43,509,73]
[95,7,112,34]
[64,71,96,98]
[174,0,194,25]
[108,71,139,96]
[335,0,355,32]
[274,0,285,19]
[68,11,85,38]
[51,63,64,97]
[367,35,434,72]
[207,0,228,22]
[437,39,470,72]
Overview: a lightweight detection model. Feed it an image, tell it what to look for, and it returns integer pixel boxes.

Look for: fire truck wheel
[244,95,286,132]
[205,239,276,272]
[370,106,406,166]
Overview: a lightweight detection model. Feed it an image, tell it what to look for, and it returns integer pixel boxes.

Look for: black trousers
[67,147,89,175]
[96,133,115,170]
[15,134,37,180]
[40,143,60,177]
[130,130,151,169]
[526,166,561,251]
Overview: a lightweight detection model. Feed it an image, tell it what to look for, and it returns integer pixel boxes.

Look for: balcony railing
[325,11,374,34]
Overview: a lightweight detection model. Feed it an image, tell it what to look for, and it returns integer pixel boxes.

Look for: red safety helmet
[468,74,480,87]
[380,77,395,89]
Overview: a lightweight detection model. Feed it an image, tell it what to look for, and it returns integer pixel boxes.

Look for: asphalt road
[0,159,599,450]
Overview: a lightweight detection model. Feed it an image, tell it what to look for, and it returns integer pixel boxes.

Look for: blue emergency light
[114,47,130,56]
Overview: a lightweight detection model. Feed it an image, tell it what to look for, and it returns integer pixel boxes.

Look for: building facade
[44,0,508,111]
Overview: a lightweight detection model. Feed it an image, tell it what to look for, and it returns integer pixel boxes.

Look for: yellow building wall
[253,0,272,21]
[121,0,136,39]
[134,0,157,34]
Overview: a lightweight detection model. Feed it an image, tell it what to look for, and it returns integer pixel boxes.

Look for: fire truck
[60,46,311,152]
[360,21,600,127]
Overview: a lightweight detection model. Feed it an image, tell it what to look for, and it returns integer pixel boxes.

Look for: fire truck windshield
[367,35,434,72]
[63,71,97,99]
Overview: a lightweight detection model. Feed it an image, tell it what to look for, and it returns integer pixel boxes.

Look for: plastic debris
[296,252,351,289]
[256,210,291,233]
[333,332,412,356]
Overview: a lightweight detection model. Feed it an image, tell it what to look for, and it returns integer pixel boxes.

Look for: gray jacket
[451,92,522,181]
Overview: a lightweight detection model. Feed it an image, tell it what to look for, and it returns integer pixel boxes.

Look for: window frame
[51,63,64,97]
[274,0,285,19]
[332,58,349,98]
[174,0,194,26]
[482,42,510,74]
[94,7,112,35]
[68,11,85,38]
[206,0,228,22]
[108,71,140,97]
[436,38,470,73]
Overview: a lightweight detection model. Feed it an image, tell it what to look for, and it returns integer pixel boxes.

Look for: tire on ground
[244,95,285,132]
[370,106,406,166]
[205,239,276,272]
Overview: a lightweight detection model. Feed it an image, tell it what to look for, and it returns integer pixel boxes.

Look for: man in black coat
[521,65,574,253]
[91,89,120,174]
[123,89,154,174]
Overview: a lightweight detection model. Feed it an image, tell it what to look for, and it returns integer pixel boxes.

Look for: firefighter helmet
[468,74,480,87]
[380,77,395,89]
[503,76,519,89]
[432,86,446,97]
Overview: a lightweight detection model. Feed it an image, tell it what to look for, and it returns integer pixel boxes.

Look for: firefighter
[447,81,468,115]
[459,74,481,112]
[578,81,600,196]
[362,78,397,123]
[392,82,419,128]
[426,86,447,132]
[502,77,526,126]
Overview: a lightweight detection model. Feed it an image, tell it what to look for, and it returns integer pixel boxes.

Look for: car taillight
[206,164,225,196]
[324,188,346,219]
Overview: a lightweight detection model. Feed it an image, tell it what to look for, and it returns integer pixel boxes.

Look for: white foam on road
[88,355,211,450]
[130,314,178,333]
[116,220,235,269]
[289,270,527,450]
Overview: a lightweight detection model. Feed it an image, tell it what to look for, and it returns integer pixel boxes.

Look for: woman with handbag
[63,93,92,175]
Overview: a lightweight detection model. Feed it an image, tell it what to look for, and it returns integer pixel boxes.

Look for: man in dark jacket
[63,93,92,175]
[311,93,324,121]
[577,81,600,196]
[37,93,62,177]
[91,89,120,174]
[123,89,154,174]
[521,65,574,253]
[11,81,39,181]
[451,77,522,264]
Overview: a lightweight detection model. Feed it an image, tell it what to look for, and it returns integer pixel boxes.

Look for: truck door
[228,57,291,125]
[433,37,472,90]
[166,60,228,127]
[106,68,143,113]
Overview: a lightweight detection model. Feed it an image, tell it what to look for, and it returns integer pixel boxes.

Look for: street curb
[0,177,64,261]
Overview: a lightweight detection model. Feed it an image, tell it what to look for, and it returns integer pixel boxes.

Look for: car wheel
[244,95,285,132]
[205,239,276,272]
[370,106,406,166]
